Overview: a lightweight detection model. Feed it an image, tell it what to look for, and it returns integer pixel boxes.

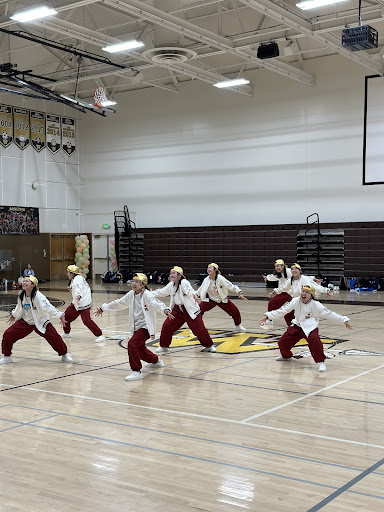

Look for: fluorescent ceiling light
[213,78,250,88]
[100,100,117,107]
[296,0,347,10]
[10,6,58,23]
[102,40,145,53]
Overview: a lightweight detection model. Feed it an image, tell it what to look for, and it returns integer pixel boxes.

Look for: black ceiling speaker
[257,42,279,60]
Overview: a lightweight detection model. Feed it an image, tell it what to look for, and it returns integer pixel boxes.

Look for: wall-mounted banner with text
[0,105,13,148]
[13,107,30,150]
[0,206,39,235]
[30,111,46,152]
[62,117,76,156]
[46,113,61,154]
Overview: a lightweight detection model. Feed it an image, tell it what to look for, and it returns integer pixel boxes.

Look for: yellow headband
[171,266,185,279]
[133,273,149,289]
[209,263,221,274]
[291,263,302,271]
[275,259,285,266]
[302,284,315,297]
[67,265,82,275]
[25,275,39,290]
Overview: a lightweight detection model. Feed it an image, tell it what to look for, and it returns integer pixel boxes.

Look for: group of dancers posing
[0,260,351,378]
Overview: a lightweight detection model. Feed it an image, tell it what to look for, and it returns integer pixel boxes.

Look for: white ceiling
[0,0,383,105]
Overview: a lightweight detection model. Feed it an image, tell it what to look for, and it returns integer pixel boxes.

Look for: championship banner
[13,107,30,150]
[30,111,46,152]
[0,105,13,148]
[0,206,39,235]
[46,113,61,154]
[62,117,76,156]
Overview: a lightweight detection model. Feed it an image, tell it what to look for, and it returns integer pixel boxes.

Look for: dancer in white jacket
[260,284,351,372]
[152,266,215,353]
[62,265,104,342]
[95,273,173,381]
[0,276,72,364]
[194,263,247,332]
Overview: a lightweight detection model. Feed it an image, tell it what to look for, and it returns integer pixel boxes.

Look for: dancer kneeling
[95,273,174,381]
[152,266,216,353]
[259,284,351,372]
[195,263,247,332]
[0,276,72,364]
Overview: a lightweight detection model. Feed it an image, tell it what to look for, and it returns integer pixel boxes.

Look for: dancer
[0,276,72,364]
[194,263,247,332]
[262,263,332,330]
[61,265,104,342]
[263,259,293,328]
[152,266,216,353]
[95,273,173,381]
[260,284,351,372]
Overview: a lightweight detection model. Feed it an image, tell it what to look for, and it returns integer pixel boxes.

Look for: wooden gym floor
[0,280,383,512]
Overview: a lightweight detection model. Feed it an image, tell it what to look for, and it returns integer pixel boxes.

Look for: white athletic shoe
[155,347,169,354]
[0,356,13,364]
[125,371,143,381]
[95,335,105,343]
[61,353,73,363]
[60,332,71,339]
[260,319,274,331]
[318,362,327,372]
[145,359,164,369]
[276,355,292,361]
[202,345,216,353]
[234,324,246,333]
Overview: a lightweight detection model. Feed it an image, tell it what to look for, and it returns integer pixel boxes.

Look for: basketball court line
[241,362,384,422]
[0,419,383,502]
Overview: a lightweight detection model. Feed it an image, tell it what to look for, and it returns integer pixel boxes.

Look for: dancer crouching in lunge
[152,266,216,353]
[95,273,174,381]
[0,276,72,364]
[194,263,247,332]
[262,263,333,330]
[260,284,351,372]
[62,265,104,343]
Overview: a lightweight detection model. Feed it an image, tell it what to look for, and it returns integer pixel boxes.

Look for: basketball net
[94,86,108,108]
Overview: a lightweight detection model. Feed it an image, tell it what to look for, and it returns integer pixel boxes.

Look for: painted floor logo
[146,328,347,354]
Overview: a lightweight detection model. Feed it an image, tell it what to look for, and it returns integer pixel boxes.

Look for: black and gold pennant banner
[0,104,76,155]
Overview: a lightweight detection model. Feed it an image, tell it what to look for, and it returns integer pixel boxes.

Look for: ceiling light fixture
[296,0,347,10]
[10,6,58,23]
[213,78,250,88]
[102,40,145,53]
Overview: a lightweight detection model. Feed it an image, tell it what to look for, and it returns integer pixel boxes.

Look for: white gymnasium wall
[81,54,384,231]
[0,96,83,233]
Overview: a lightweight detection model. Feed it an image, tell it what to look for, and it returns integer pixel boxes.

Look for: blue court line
[307,456,384,511]
[0,413,60,432]
[3,404,384,477]
[4,421,383,501]
[318,394,384,406]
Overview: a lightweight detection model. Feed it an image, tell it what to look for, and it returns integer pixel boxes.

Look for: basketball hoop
[94,86,108,107]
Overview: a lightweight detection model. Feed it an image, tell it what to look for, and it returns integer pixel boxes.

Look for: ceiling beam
[102,0,315,86]
[239,0,384,76]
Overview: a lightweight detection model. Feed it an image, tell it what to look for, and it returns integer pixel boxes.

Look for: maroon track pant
[268,292,294,326]
[199,299,241,326]
[128,328,159,372]
[159,305,213,348]
[2,319,68,357]
[63,303,102,336]
[278,325,325,363]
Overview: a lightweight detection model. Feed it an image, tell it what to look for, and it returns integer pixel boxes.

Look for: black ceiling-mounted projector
[342,25,378,51]
[257,42,279,59]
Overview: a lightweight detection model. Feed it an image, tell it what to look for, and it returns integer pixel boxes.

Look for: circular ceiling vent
[143,47,197,63]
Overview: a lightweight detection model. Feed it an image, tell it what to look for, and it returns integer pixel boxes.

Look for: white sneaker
[0,356,13,364]
[318,362,327,372]
[276,355,292,361]
[61,353,73,363]
[95,335,105,343]
[234,324,246,333]
[145,359,164,369]
[155,346,169,354]
[125,371,143,381]
[60,332,71,338]
[260,320,274,331]
[202,345,216,353]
